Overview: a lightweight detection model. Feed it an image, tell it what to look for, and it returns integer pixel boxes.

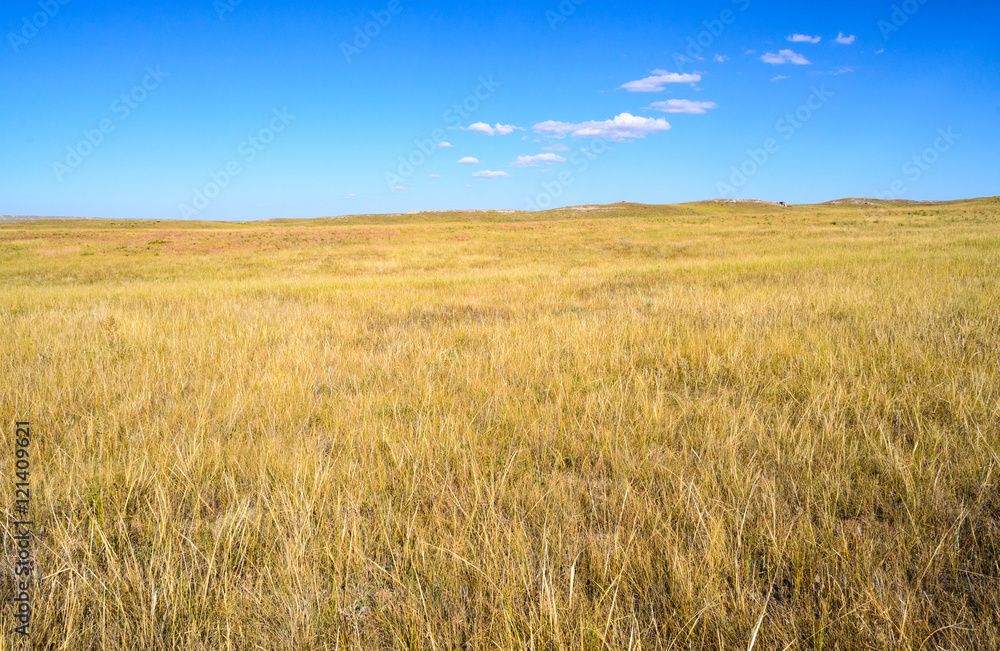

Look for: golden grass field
[1,199,999,649]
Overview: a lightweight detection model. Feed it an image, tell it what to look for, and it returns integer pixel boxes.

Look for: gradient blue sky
[2,0,997,220]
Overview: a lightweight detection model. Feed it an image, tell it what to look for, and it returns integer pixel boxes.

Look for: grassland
[1,199,998,649]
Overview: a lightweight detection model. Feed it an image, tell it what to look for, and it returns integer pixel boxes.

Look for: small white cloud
[458,157,480,165]
[542,143,571,152]
[834,32,857,45]
[620,70,702,92]
[787,34,822,44]
[435,141,453,148]
[428,174,442,178]
[461,123,522,136]
[648,99,718,114]
[472,170,511,178]
[534,113,671,141]
[761,50,812,65]
[393,186,406,192]
[510,153,567,168]
[713,54,728,63]
[343,193,357,199]
[771,75,790,82]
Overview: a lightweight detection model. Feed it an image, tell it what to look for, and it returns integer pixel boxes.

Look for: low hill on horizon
[3,196,997,226]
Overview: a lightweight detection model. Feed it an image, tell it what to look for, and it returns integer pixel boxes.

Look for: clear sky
[1,0,997,220]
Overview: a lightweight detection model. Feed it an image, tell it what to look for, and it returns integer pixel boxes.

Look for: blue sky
[1,0,997,220]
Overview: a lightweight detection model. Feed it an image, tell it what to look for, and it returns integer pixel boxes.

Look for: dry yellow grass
[1,199,999,649]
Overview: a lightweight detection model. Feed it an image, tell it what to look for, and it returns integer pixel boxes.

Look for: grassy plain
[1,199,999,649]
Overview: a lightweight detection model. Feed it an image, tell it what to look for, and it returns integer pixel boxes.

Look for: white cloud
[542,143,571,152]
[393,186,406,192]
[435,141,453,148]
[648,99,718,114]
[771,75,790,82]
[510,153,567,168]
[835,32,857,45]
[713,54,728,63]
[787,34,821,44]
[620,70,702,92]
[457,157,480,165]
[428,174,442,178]
[533,113,671,141]
[461,122,522,136]
[761,50,812,65]
[472,170,511,178]
[343,193,357,199]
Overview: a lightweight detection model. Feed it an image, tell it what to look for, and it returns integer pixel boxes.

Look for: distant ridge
[3,197,996,224]
[0,214,96,223]
[824,197,974,207]
[705,199,789,207]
